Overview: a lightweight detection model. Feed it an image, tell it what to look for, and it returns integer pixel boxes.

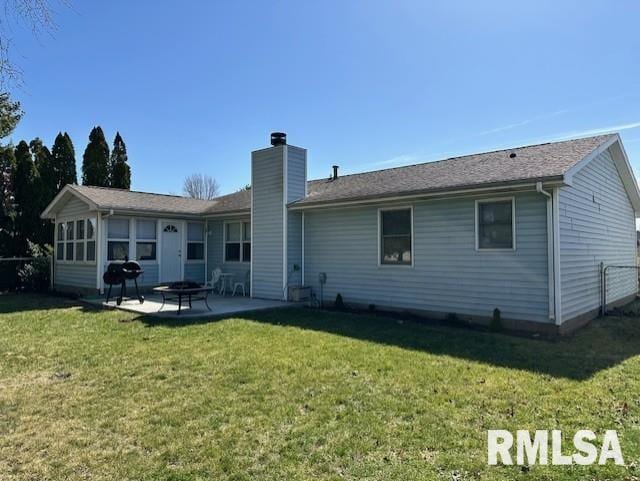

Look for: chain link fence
[0,257,52,291]
[601,263,640,315]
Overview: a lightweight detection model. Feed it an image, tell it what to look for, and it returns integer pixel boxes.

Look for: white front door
[161,222,182,282]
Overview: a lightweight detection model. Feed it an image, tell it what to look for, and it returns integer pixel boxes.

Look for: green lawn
[0,294,639,481]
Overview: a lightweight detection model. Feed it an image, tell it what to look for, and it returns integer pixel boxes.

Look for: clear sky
[7,0,640,196]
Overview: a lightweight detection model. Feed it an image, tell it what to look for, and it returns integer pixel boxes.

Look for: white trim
[474,197,516,251]
[609,136,640,213]
[564,135,640,213]
[289,181,565,211]
[301,211,305,285]
[156,218,163,282]
[377,205,414,268]
[204,219,208,281]
[96,212,102,292]
[536,182,555,321]
[552,188,562,325]
[52,218,57,289]
[250,153,254,298]
[283,145,288,300]
[181,220,185,280]
[563,136,617,185]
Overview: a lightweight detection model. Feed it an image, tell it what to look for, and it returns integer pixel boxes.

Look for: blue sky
[7,0,640,195]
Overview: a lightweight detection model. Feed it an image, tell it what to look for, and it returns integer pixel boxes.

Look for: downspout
[536,182,555,322]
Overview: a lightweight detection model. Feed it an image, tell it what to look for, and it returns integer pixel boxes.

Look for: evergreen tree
[0,146,16,254]
[51,132,77,190]
[12,141,41,254]
[82,126,109,187]
[109,132,131,189]
[30,138,55,245]
[30,138,55,202]
[0,93,22,255]
[0,93,22,139]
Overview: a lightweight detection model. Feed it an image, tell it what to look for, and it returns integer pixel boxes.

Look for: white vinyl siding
[303,191,550,323]
[53,195,97,290]
[251,146,285,299]
[559,147,637,321]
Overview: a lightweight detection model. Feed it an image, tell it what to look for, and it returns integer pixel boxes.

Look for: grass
[0,294,639,480]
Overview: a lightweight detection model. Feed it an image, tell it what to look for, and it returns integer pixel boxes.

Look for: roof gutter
[289,179,566,211]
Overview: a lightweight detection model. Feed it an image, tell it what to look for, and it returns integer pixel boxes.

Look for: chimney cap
[271,132,287,146]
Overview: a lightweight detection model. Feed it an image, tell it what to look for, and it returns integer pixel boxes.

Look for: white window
[55,217,96,263]
[108,218,130,261]
[379,208,413,266]
[86,218,96,261]
[65,220,74,260]
[75,219,85,261]
[224,221,250,263]
[56,222,65,261]
[136,219,157,261]
[476,198,516,250]
[187,223,205,261]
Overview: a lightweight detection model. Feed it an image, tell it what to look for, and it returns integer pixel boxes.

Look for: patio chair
[207,267,223,293]
[232,270,250,297]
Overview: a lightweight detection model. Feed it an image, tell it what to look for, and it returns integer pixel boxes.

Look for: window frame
[186,221,205,263]
[135,218,158,263]
[377,206,414,268]
[107,217,131,262]
[55,215,97,265]
[223,220,251,264]
[475,197,516,251]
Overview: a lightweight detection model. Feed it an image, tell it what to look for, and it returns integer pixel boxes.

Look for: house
[41,132,640,334]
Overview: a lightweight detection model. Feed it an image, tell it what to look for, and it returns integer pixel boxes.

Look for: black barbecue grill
[103,260,145,305]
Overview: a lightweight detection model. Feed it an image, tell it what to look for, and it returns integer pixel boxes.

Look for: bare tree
[183,173,220,200]
[0,0,62,89]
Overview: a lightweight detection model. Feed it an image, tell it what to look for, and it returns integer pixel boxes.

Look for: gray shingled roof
[294,134,616,207]
[65,134,615,215]
[67,184,253,216]
[70,185,215,215]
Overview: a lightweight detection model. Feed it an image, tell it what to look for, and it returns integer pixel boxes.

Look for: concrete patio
[84,293,294,318]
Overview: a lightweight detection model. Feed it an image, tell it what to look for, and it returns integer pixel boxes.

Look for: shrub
[334,293,345,310]
[18,241,51,292]
[490,308,502,332]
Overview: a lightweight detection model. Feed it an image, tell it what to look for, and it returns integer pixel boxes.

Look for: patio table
[152,285,214,315]
[218,273,234,296]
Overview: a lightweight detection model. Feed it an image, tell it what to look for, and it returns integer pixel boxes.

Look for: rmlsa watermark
[488,430,624,466]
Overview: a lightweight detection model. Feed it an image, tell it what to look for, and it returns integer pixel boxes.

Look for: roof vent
[332,165,339,180]
[509,152,517,158]
[271,132,286,146]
